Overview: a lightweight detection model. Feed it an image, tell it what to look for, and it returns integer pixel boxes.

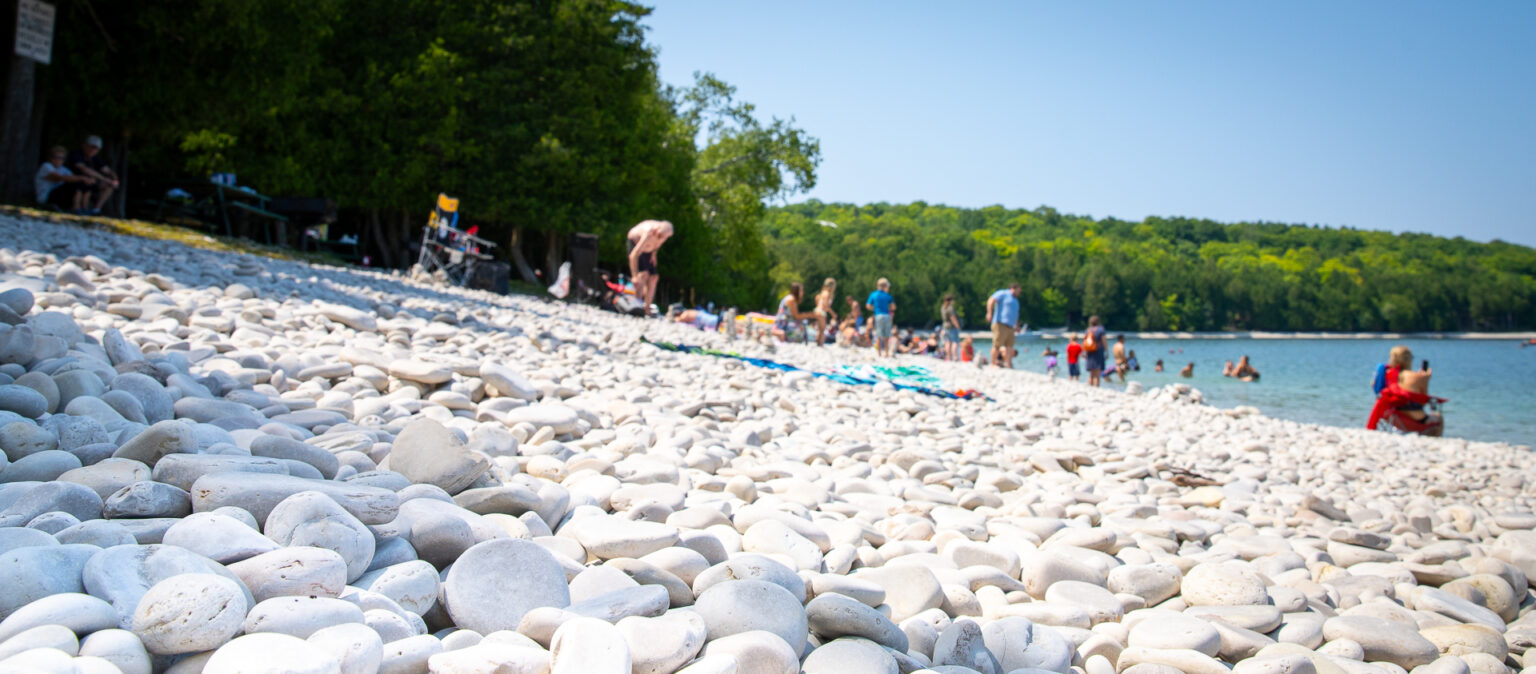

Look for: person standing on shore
[812,278,838,346]
[626,220,672,315]
[986,283,1022,368]
[1112,334,1129,383]
[940,294,962,361]
[1066,334,1083,381]
[1083,315,1107,386]
[866,278,896,357]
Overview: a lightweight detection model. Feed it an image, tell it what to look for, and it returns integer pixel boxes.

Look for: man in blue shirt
[986,283,1022,368]
[865,278,896,357]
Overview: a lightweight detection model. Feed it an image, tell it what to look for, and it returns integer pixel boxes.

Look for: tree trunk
[366,208,391,268]
[114,131,129,218]
[507,227,539,284]
[395,209,411,269]
[544,233,562,286]
[0,55,37,203]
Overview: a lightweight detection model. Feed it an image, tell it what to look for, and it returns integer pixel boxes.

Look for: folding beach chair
[416,194,496,287]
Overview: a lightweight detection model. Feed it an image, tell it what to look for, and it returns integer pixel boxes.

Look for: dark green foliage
[761,202,1536,332]
[37,0,813,298]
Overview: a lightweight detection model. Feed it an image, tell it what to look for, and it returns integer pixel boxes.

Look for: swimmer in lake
[1233,355,1260,382]
[1179,362,1194,377]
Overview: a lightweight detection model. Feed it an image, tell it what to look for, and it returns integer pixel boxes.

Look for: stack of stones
[0,212,1532,674]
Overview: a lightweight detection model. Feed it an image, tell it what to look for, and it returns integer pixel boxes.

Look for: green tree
[670,73,821,307]
[1040,287,1069,327]
[1138,292,1167,331]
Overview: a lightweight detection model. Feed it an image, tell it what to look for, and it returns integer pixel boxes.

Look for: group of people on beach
[34,135,123,215]
[662,263,1264,391]
[642,228,1456,438]
[1048,319,1127,387]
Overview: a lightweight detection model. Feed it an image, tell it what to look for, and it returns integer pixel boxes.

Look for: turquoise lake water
[973,337,1535,448]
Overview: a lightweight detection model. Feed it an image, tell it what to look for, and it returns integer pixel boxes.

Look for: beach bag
[1083,330,1099,353]
[614,294,645,315]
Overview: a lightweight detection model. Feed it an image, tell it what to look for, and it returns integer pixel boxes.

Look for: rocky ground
[0,213,1533,674]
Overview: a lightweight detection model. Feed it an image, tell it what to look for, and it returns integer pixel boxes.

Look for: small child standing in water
[1043,347,1059,377]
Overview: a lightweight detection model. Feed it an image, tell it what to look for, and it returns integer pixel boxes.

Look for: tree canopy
[37,0,814,302]
[759,202,1536,333]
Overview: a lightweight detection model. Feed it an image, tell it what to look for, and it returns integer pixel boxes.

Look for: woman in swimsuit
[940,295,962,361]
[773,283,812,342]
[812,278,838,346]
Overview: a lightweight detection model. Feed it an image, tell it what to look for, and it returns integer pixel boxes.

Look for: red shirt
[1066,343,1082,364]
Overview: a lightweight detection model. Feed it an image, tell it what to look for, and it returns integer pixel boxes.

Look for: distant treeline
[759,202,1536,332]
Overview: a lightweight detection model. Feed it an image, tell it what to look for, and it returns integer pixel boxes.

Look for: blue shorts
[1068,362,1080,376]
[1085,351,1106,372]
[943,327,960,345]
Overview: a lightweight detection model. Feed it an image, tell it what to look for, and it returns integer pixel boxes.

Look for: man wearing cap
[66,135,121,215]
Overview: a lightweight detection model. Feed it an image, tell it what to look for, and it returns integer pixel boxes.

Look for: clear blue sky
[643,2,1536,246]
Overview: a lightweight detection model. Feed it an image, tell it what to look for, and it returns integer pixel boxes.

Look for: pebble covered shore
[0,213,1533,674]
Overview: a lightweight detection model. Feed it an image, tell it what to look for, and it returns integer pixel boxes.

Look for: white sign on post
[14,0,56,65]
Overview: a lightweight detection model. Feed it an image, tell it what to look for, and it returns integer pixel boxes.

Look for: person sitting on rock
[35,145,93,213]
[66,135,121,215]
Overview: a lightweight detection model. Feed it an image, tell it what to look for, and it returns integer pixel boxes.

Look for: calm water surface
[973,337,1535,447]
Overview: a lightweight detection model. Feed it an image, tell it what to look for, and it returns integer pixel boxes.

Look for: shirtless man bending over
[626,220,672,315]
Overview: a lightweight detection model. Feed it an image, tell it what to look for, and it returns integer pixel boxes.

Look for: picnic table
[143,180,289,243]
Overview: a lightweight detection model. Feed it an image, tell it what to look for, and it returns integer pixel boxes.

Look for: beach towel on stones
[643,338,990,401]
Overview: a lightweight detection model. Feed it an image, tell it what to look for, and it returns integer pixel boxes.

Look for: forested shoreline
[759,202,1536,333]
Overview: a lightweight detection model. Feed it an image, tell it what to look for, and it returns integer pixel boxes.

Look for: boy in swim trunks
[1066,334,1082,381]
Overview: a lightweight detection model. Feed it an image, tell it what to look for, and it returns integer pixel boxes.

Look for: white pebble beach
[0,212,1532,674]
